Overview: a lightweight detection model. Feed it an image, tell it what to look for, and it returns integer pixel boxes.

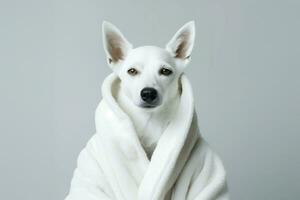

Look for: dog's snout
[141,87,158,103]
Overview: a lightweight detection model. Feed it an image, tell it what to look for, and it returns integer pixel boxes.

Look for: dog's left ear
[166,21,195,65]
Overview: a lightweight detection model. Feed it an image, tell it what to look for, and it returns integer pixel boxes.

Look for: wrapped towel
[65,74,229,200]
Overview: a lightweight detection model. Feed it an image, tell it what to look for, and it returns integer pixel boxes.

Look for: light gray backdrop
[1,0,299,199]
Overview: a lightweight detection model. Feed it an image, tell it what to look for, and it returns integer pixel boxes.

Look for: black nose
[140,87,158,103]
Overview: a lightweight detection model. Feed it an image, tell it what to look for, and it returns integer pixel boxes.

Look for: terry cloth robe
[65,74,229,200]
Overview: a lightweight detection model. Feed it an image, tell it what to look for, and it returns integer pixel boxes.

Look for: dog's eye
[127,68,139,76]
[159,67,173,76]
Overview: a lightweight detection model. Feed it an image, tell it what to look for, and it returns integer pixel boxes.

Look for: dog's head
[102,21,195,110]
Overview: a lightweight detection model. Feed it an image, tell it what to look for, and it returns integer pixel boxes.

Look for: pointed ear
[102,21,132,65]
[166,21,195,60]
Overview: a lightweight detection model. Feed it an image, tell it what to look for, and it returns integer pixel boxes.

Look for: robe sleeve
[65,136,114,200]
[186,141,230,200]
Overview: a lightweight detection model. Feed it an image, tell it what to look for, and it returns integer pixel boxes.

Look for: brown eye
[127,68,138,76]
[159,67,173,76]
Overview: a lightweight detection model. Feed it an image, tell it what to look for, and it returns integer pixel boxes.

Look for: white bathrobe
[66,74,229,200]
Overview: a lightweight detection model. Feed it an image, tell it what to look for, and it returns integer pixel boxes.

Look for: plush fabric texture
[65,74,229,200]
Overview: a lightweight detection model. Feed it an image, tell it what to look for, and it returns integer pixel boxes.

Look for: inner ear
[106,33,126,62]
[175,35,189,59]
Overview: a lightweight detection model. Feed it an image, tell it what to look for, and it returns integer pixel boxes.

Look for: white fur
[102,21,195,157]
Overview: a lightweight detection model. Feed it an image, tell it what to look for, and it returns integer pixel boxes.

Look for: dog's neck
[116,85,180,159]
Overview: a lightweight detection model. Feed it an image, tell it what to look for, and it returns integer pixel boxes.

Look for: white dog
[105,21,194,158]
[66,21,229,200]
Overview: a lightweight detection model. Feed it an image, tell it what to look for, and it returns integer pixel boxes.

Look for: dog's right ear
[102,21,132,68]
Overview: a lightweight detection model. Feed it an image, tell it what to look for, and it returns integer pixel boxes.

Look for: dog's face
[102,21,195,109]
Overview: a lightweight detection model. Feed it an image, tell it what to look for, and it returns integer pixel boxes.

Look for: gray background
[1,0,299,199]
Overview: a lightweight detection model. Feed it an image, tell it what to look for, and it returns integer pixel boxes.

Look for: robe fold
[65,74,229,200]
